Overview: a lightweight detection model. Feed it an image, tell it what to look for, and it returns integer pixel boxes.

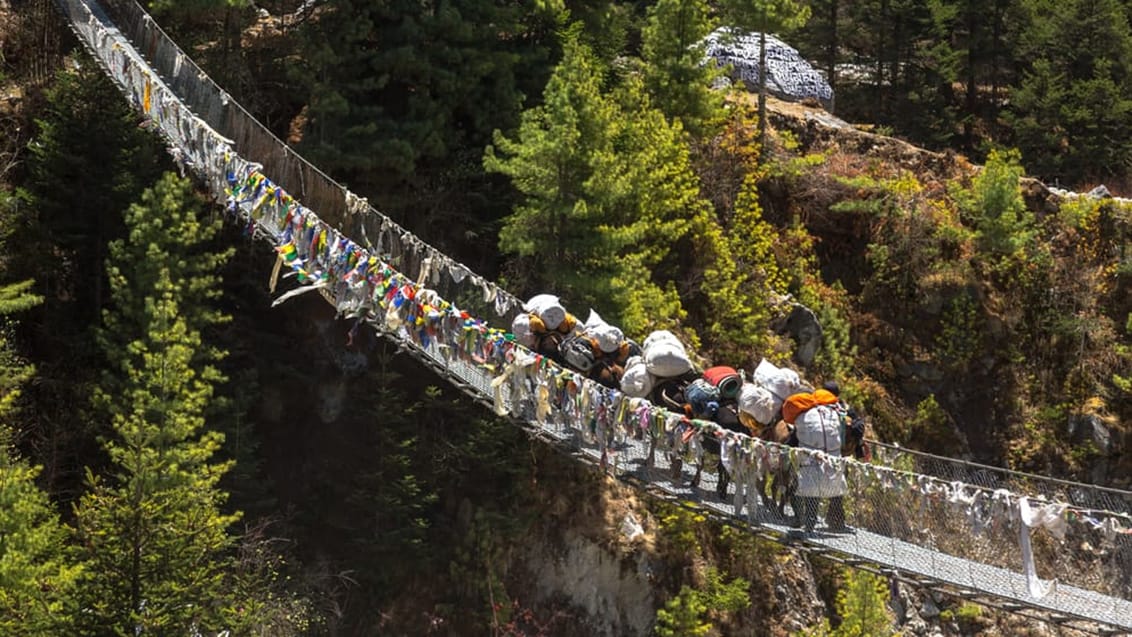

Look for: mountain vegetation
[0,0,1129,634]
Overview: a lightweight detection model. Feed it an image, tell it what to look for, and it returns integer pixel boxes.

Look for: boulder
[1068,412,1114,455]
[772,302,824,367]
[702,27,833,109]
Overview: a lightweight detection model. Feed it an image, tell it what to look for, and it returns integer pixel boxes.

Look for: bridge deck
[562,427,1132,632]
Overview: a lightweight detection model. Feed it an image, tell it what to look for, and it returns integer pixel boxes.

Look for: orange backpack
[781,389,839,425]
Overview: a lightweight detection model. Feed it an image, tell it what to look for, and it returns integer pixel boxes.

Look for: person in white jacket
[793,401,850,533]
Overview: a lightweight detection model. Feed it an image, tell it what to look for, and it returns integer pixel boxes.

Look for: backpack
[684,378,721,419]
[643,330,693,377]
[620,355,654,398]
[781,389,839,425]
[650,376,691,412]
[703,366,742,400]
[559,335,597,373]
[737,382,778,426]
[511,313,536,349]
[753,358,804,401]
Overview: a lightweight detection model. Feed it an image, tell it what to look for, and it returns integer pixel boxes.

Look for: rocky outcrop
[703,28,833,109]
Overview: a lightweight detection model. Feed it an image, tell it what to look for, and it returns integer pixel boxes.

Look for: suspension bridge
[52,0,1132,633]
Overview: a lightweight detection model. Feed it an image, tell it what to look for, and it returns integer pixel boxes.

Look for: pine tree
[487,31,711,334]
[831,568,894,636]
[295,0,554,200]
[1006,0,1132,185]
[71,174,239,635]
[954,148,1034,259]
[0,280,80,635]
[698,173,784,364]
[641,0,725,138]
[11,64,165,500]
[595,74,708,334]
[717,0,811,158]
[485,29,619,299]
[0,429,81,636]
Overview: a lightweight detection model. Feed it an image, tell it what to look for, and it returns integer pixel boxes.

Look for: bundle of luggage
[624,345,807,434]
[511,295,639,390]
[511,295,868,458]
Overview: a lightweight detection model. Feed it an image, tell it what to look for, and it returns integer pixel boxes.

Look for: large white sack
[795,404,842,453]
[737,382,779,425]
[511,313,536,348]
[796,459,849,498]
[795,405,847,498]
[643,330,692,377]
[582,309,624,353]
[524,294,566,331]
[645,344,693,377]
[591,324,624,353]
[620,356,655,397]
[643,329,684,352]
[753,358,803,400]
[583,309,607,332]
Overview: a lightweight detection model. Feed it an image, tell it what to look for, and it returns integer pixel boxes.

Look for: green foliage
[934,293,981,370]
[655,585,712,637]
[219,529,319,635]
[487,30,708,335]
[1006,0,1132,185]
[955,148,1034,259]
[832,568,893,637]
[656,504,706,555]
[809,289,856,382]
[1117,314,1132,394]
[0,436,82,636]
[146,0,248,17]
[769,146,829,180]
[98,173,232,376]
[296,0,552,196]
[655,567,750,637]
[19,65,164,316]
[697,174,784,362]
[955,601,983,622]
[447,506,527,633]
[71,174,250,635]
[11,63,166,501]
[717,524,781,573]
[907,394,964,452]
[486,27,617,281]
[795,567,892,637]
[0,285,79,636]
[0,281,41,417]
[860,172,974,320]
[640,0,725,138]
[719,0,811,35]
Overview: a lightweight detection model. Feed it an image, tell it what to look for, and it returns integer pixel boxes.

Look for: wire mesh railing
[90,0,524,327]
[54,0,1132,631]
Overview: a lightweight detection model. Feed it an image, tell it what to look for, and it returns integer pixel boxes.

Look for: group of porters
[512,294,870,533]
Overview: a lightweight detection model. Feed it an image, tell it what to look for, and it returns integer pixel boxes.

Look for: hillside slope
[757,93,1129,488]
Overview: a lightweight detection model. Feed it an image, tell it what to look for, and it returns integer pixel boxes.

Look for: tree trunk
[964,0,977,150]
[827,0,839,113]
[758,26,767,162]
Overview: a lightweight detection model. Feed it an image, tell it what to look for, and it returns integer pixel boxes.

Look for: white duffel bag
[620,355,655,398]
[737,381,779,425]
[753,358,803,401]
[511,313,536,348]
[524,294,567,331]
[643,330,693,377]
